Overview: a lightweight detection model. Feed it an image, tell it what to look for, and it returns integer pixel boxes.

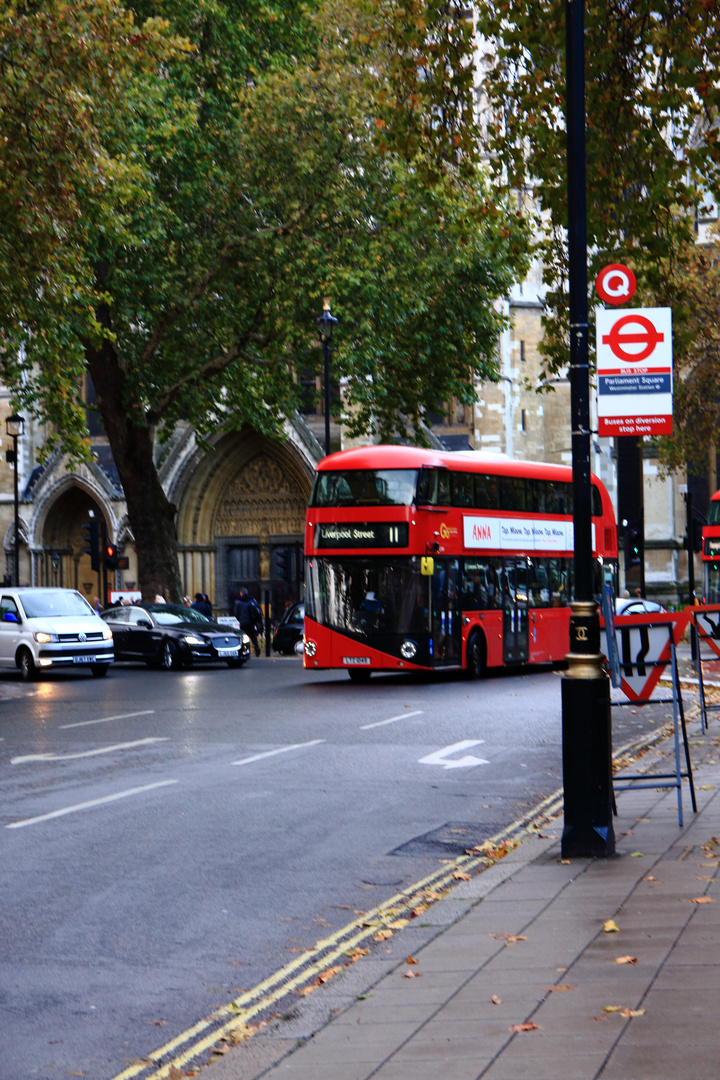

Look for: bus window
[461,558,501,609]
[474,474,500,509]
[501,476,526,512]
[527,559,550,608]
[451,472,474,508]
[417,468,451,506]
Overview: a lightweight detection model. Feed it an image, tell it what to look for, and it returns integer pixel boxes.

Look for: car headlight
[400,640,417,660]
[183,634,205,646]
[242,633,251,646]
[304,638,317,657]
[34,631,57,643]
[102,627,113,640]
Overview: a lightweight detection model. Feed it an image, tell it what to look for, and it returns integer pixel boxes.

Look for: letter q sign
[596,263,636,306]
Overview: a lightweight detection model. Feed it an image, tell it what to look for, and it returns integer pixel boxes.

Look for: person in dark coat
[234,588,263,656]
[191,592,213,619]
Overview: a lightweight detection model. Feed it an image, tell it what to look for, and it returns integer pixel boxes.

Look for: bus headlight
[304,638,317,657]
[400,640,417,660]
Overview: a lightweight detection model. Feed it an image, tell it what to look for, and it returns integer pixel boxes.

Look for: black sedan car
[273,602,305,655]
[101,603,251,670]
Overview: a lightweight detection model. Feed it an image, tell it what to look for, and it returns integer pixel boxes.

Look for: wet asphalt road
[0,657,671,1079]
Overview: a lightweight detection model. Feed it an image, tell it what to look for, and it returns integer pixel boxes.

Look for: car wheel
[348,668,371,683]
[466,631,485,680]
[160,640,178,670]
[17,647,35,682]
[91,665,109,678]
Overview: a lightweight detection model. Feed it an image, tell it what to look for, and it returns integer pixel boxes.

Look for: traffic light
[104,542,120,570]
[81,520,100,572]
[624,526,641,567]
[273,546,290,582]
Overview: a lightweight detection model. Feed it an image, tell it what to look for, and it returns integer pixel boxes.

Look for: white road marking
[419,739,489,770]
[60,709,156,730]
[361,710,423,730]
[5,780,179,829]
[232,739,324,766]
[11,737,168,765]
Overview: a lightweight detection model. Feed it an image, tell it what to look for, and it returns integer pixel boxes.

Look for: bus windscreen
[311,470,418,507]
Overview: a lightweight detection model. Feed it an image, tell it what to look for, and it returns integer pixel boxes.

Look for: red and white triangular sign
[601,610,691,702]
[694,605,720,660]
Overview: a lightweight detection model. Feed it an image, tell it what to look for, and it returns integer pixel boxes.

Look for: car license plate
[73,655,96,664]
[217,648,239,658]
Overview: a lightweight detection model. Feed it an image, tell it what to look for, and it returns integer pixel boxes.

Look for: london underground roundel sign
[596,263,637,306]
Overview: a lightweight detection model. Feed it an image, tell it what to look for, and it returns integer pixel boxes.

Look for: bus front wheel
[466,632,485,680]
[348,668,372,684]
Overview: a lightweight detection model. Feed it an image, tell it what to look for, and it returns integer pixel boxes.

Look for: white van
[0,588,114,680]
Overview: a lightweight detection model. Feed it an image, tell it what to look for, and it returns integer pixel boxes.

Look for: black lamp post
[561,0,614,858]
[316,300,338,456]
[6,413,25,587]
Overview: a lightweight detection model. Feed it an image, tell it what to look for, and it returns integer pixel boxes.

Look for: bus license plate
[343,657,370,665]
[73,655,96,664]
[217,648,238,658]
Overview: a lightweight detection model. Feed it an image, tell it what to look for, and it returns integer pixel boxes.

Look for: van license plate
[73,655,96,664]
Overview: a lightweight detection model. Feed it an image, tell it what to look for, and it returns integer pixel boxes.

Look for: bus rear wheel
[348,669,372,684]
[466,632,485,680]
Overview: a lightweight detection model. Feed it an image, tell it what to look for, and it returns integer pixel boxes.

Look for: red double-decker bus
[702,488,720,602]
[303,445,617,680]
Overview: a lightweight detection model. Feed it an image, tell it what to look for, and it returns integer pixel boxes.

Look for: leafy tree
[474,0,720,466]
[0,0,529,601]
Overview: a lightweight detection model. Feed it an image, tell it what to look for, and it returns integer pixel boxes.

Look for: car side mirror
[3,611,18,623]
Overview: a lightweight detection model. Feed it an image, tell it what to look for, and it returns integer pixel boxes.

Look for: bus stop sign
[596,307,673,437]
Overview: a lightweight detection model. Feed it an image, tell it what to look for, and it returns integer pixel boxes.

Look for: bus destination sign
[315,522,409,549]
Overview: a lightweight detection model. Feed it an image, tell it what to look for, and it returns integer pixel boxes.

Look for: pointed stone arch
[173,429,314,612]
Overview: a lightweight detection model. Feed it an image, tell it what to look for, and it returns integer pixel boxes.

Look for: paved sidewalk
[205,689,720,1080]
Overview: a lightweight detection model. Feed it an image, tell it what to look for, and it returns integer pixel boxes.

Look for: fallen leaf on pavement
[614,956,638,965]
[603,919,620,933]
[644,876,659,882]
[346,948,369,961]
[630,852,645,858]
[406,956,418,964]
[490,933,527,943]
[689,896,714,904]
[602,1005,623,1013]
[509,1022,540,1032]
[491,995,502,1005]
[374,929,394,941]
[620,1008,647,1017]
[402,970,421,978]
[453,871,471,881]
[697,875,714,881]
[560,859,571,865]
[537,833,559,839]
[297,985,316,997]
[699,785,715,790]
[410,907,426,917]
[148,1019,169,1026]
[317,966,343,984]
[545,984,577,992]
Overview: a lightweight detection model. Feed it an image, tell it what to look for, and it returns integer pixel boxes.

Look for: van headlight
[102,627,113,640]
[34,631,57,643]
[400,640,417,660]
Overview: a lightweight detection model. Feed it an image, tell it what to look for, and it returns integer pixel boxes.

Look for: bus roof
[318,445,580,482]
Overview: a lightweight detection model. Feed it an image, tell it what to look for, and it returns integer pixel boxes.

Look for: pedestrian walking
[191,592,213,619]
[234,588,263,656]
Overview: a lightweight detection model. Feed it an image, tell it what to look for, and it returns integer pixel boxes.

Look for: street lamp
[6,413,25,587]
[316,300,338,456]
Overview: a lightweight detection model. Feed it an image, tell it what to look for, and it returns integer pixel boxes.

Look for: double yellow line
[111,728,668,1080]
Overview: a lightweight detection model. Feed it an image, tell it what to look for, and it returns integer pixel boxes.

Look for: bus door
[431,558,462,666]
[502,559,529,665]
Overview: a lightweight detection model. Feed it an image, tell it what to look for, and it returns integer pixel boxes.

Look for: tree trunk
[86,334,183,604]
